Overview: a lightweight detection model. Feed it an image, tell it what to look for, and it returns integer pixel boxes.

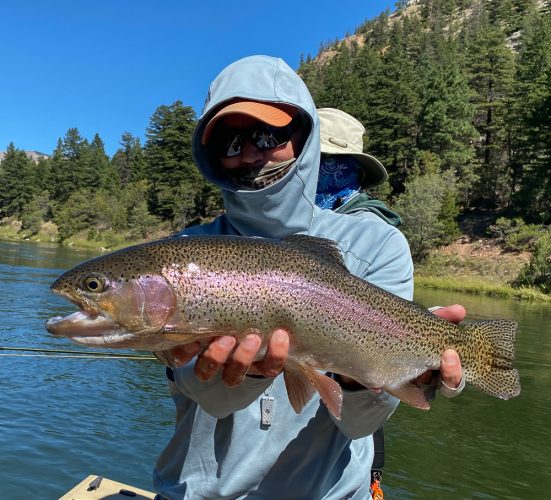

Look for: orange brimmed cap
[201,100,297,145]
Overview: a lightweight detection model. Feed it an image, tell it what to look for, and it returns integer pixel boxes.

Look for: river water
[1,240,549,499]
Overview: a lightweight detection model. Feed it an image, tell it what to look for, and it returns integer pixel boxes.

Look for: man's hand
[168,329,290,387]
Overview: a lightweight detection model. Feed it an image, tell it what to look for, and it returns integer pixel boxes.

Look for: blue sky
[0,0,396,157]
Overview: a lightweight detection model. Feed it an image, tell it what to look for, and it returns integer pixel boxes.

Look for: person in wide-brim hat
[318,107,387,188]
[315,108,401,227]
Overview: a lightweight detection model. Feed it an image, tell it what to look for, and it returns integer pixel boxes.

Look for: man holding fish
[46,47,520,500]
[46,55,519,499]
[46,55,484,499]
[151,55,465,499]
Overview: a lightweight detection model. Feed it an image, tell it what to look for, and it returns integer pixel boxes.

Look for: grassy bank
[0,219,170,252]
[415,276,551,302]
[0,220,59,244]
[415,239,551,303]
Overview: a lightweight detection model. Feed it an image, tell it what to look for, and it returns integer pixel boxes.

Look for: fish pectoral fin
[283,363,316,415]
[284,363,344,420]
[384,381,432,410]
[163,323,192,334]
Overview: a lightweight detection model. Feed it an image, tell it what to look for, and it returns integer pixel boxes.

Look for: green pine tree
[111,132,147,186]
[464,13,516,207]
[0,144,37,218]
[49,129,90,203]
[417,40,477,201]
[315,43,363,115]
[363,22,422,191]
[144,101,203,227]
[513,11,551,221]
[88,133,117,192]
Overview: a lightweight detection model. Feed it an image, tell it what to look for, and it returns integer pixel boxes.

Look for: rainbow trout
[46,235,520,418]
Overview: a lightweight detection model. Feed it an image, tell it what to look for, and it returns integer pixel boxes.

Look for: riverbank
[0,219,169,252]
[415,237,551,302]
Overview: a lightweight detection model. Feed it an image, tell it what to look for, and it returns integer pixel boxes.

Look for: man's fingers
[431,304,466,324]
[194,329,289,385]
[430,306,465,391]
[440,349,463,389]
[222,333,262,386]
[194,336,236,381]
[253,328,289,378]
[414,304,466,393]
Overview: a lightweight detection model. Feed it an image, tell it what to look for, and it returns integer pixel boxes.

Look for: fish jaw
[45,308,191,350]
[47,310,117,335]
[46,310,135,345]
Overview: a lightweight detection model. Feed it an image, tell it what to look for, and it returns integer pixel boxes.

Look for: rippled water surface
[1,240,549,498]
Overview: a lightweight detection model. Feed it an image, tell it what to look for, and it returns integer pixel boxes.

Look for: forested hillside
[299,0,551,290]
[0,102,222,246]
[1,0,550,290]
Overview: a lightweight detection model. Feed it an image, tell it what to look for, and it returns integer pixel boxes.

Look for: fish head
[46,248,178,349]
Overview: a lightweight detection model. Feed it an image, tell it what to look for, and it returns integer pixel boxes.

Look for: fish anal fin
[303,367,344,420]
[385,382,432,410]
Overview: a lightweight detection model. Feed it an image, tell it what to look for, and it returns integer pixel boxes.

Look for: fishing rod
[0,346,157,360]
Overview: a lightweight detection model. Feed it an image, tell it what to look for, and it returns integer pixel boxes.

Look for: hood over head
[192,55,320,238]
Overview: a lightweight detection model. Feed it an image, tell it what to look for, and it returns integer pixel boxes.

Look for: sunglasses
[211,117,300,158]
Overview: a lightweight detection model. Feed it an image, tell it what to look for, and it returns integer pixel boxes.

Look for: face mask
[229,157,296,190]
[315,155,363,209]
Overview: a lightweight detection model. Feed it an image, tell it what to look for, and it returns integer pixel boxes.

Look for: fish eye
[83,274,106,293]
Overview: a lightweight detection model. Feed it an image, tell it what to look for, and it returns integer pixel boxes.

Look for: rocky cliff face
[0,150,50,163]
[311,0,550,66]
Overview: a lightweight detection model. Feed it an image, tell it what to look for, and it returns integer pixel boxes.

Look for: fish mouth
[46,287,133,346]
[45,310,134,346]
[46,278,180,350]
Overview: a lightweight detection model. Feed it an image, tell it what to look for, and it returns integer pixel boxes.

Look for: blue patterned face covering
[315,155,363,209]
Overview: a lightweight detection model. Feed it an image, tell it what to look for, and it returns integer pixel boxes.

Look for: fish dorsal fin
[283,234,347,271]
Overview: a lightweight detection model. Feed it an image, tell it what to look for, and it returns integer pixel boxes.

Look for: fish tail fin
[461,319,521,400]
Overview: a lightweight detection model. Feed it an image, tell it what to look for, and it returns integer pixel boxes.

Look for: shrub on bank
[488,217,545,252]
[515,232,551,294]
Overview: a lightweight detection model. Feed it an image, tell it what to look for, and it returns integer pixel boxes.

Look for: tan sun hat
[202,100,297,145]
[318,108,388,187]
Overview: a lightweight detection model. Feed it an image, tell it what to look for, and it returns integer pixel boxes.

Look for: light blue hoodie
[153,55,414,500]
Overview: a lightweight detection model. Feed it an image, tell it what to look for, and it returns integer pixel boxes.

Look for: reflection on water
[0,239,101,270]
[1,241,550,498]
